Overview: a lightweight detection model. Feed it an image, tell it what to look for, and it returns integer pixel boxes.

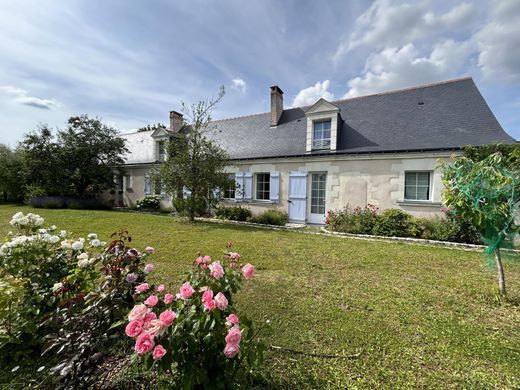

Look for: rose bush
[123,243,265,388]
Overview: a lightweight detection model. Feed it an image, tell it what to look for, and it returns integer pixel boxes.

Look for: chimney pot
[169,111,183,133]
[270,85,284,126]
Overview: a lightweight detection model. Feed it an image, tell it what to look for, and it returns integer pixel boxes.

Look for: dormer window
[157,141,166,162]
[313,120,331,150]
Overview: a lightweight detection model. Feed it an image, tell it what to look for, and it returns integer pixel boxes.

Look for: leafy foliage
[248,210,289,226]
[136,195,162,211]
[137,123,167,132]
[156,87,233,222]
[0,144,26,202]
[215,205,252,221]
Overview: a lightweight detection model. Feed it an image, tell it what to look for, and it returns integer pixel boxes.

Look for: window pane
[416,186,429,200]
[322,121,331,130]
[404,171,431,200]
[417,172,430,185]
[255,173,270,200]
[404,185,416,200]
[405,172,416,186]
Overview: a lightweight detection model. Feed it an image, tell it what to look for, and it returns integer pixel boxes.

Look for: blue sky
[0,0,519,146]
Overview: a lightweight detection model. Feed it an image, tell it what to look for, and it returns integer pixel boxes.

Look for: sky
[0,0,519,146]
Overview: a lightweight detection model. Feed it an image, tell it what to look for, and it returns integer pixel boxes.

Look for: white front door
[308,173,327,224]
[288,171,307,223]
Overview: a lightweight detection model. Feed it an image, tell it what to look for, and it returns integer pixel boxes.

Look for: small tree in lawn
[442,152,519,296]
[157,87,232,222]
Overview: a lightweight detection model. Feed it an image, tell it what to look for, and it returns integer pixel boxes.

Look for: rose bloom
[144,295,159,307]
[128,304,149,321]
[229,252,240,260]
[214,292,228,310]
[177,282,195,300]
[203,299,216,311]
[152,345,166,360]
[225,327,242,347]
[126,273,138,283]
[145,246,155,254]
[226,314,239,327]
[196,256,203,264]
[242,263,255,280]
[135,283,150,294]
[159,310,176,326]
[134,333,155,354]
[125,320,144,338]
[157,284,165,292]
[143,312,157,323]
[143,319,166,337]
[209,262,225,280]
[163,293,174,305]
[144,264,154,273]
[203,255,211,264]
[201,289,213,303]
[224,343,239,358]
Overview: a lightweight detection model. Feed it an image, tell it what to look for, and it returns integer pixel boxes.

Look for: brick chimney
[270,85,284,127]
[169,110,183,133]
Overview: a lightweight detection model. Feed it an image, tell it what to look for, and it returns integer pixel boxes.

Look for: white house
[113,77,516,224]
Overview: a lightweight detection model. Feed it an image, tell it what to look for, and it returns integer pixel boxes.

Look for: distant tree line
[0,115,127,203]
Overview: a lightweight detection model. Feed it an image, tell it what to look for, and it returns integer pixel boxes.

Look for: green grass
[1,205,520,389]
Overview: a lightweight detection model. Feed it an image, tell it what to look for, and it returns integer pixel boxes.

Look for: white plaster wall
[120,130,157,164]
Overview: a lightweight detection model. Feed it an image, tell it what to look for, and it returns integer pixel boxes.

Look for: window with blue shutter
[269,171,279,202]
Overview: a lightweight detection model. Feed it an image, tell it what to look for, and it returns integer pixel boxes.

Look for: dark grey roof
[206,77,516,160]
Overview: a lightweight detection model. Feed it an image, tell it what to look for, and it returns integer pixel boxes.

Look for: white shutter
[235,172,244,201]
[270,171,280,202]
[125,175,133,189]
[243,172,253,201]
[144,175,151,195]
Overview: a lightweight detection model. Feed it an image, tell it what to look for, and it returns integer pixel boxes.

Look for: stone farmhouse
[115,77,515,224]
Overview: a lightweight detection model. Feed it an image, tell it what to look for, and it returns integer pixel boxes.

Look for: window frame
[312,119,332,150]
[254,172,271,201]
[404,171,432,201]
[223,173,236,200]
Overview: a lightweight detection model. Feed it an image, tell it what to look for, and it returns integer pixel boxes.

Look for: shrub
[136,195,162,211]
[444,209,482,244]
[326,204,379,234]
[418,216,452,241]
[24,185,47,204]
[249,210,288,226]
[215,205,252,221]
[373,208,422,238]
[123,244,265,387]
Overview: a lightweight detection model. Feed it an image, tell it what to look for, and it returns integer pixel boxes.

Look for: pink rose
[152,344,166,360]
[225,327,241,347]
[209,262,224,280]
[177,282,195,300]
[143,319,165,337]
[203,255,211,264]
[144,295,159,307]
[203,298,216,311]
[125,320,144,338]
[145,246,155,254]
[230,252,240,260]
[196,256,203,264]
[157,284,165,292]
[135,283,150,294]
[159,310,176,327]
[224,343,239,358]
[242,263,255,280]
[214,292,228,310]
[201,289,213,303]
[128,304,149,321]
[201,264,208,271]
[163,293,174,305]
[126,272,138,283]
[226,314,239,327]
[144,264,154,273]
[134,333,155,354]
[143,311,157,323]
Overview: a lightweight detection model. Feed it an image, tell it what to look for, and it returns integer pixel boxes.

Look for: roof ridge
[211,111,268,124]
[329,76,473,106]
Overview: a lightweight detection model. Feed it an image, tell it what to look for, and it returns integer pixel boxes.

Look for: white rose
[49,236,60,244]
[12,212,23,220]
[77,252,89,261]
[61,241,72,250]
[90,239,101,247]
[52,282,63,292]
[49,225,56,231]
[60,230,67,238]
[87,233,97,240]
[34,217,44,226]
[38,229,47,234]
[71,241,83,251]
[78,259,90,268]
[18,217,30,226]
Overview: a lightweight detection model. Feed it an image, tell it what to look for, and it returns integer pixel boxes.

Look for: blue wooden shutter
[235,172,244,201]
[270,171,280,202]
[243,173,253,201]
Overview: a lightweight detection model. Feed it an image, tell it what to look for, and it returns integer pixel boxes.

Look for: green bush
[418,216,452,241]
[215,205,252,221]
[24,185,47,204]
[373,208,422,238]
[326,204,379,234]
[136,195,162,211]
[248,209,288,226]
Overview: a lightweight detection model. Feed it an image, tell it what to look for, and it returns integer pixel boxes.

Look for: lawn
[1,205,520,388]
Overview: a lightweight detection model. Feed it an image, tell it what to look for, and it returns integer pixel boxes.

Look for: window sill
[397,200,442,207]
[225,199,278,205]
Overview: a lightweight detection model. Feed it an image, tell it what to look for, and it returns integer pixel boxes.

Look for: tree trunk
[188,200,195,223]
[494,248,506,296]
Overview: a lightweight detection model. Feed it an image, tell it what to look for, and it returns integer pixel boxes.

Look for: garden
[1,205,520,389]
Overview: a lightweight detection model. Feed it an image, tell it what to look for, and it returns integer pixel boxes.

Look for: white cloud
[0,85,60,110]
[231,78,247,93]
[334,0,477,61]
[291,80,335,107]
[343,40,473,98]
[475,0,520,81]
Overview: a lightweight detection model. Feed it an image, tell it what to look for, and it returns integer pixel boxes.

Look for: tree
[137,123,167,132]
[157,87,232,222]
[20,115,128,199]
[0,144,26,202]
[442,152,519,296]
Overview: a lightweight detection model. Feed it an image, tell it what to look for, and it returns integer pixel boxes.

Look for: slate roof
[205,77,516,160]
